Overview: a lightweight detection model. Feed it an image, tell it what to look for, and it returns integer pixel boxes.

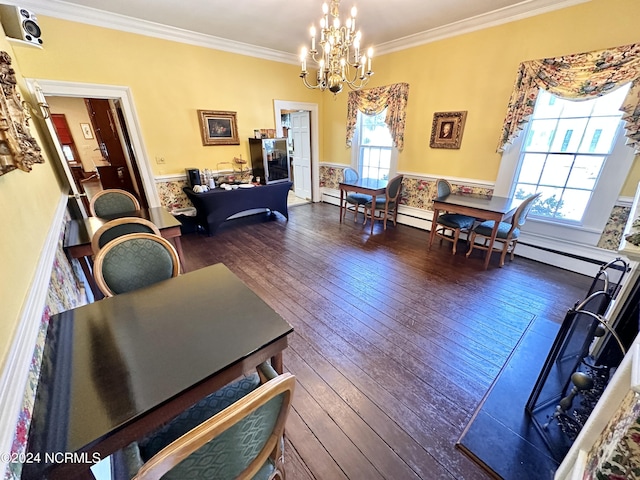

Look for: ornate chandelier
[299,0,373,95]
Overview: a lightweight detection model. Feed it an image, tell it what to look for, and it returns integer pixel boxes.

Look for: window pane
[357,109,392,180]
[592,83,632,115]
[518,153,546,184]
[533,90,563,119]
[536,186,564,218]
[550,118,588,152]
[557,189,592,221]
[566,155,604,189]
[578,116,620,153]
[524,119,557,151]
[556,97,593,118]
[539,154,572,187]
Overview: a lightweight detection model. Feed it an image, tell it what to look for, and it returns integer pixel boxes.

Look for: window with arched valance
[497,43,640,154]
[346,83,410,151]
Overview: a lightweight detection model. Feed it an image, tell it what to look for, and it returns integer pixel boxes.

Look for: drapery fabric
[346,83,410,151]
[497,43,640,154]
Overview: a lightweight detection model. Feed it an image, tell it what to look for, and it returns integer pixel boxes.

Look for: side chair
[466,192,541,267]
[126,362,296,480]
[342,167,371,222]
[89,188,140,217]
[363,174,404,230]
[93,232,180,297]
[91,217,161,254]
[429,179,476,255]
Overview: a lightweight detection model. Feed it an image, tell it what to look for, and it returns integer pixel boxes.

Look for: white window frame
[350,110,398,179]
[495,112,635,247]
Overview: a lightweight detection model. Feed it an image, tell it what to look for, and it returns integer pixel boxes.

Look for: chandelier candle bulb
[299,0,374,95]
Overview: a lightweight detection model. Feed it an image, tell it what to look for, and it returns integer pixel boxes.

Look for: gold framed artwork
[430,111,467,149]
[0,51,44,177]
[197,110,239,146]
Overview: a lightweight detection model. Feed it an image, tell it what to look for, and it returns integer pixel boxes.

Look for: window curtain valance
[497,43,640,154]
[346,83,409,151]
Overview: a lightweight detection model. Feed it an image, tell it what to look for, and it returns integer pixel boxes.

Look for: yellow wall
[321,0,639,193]
[11,18,322,175]
[0,35,63,366]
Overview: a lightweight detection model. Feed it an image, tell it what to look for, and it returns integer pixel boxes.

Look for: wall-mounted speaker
[0,5,43,46]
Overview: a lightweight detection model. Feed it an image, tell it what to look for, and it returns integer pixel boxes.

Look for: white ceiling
[11,0,589,61]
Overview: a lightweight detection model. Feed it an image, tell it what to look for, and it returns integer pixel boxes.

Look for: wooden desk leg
[339,188,345,223]
[484,223,500,270]
[271,352,283,374]
[429,208,440,249]
[171,236,186,273]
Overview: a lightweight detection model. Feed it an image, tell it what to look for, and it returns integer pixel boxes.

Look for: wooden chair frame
[363,175,403,230]
[132,373,296,480]
[430,179,475,255]
[466,192,541,267]
[93,232,180,297]
[89,188,141,217]
[90,217,161,254]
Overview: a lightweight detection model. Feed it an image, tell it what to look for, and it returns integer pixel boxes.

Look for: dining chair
[465,192,541,267]
[93,232,180,297]
[362,174,404,230]
[429,179,476,255]
[126,362,296,480]
[342,167,371,221]
[90,217,161,254]
[89,188,140,217]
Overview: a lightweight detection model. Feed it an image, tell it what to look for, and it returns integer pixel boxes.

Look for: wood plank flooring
[180,202,592,480]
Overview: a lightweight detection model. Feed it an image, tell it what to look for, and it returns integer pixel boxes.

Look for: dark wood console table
[184,181,292,235]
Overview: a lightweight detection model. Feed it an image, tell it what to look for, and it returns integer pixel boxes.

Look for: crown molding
[375,0,592,55]
[4,0,590,63]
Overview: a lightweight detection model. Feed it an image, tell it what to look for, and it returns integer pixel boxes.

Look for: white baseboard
[0,194,68,479]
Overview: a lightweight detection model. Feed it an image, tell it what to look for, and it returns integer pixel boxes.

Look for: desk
[64,207,185,297]
[184,181,292,235]
[22,263,293,480]
[430,194,522,269]
[339,178,387,234]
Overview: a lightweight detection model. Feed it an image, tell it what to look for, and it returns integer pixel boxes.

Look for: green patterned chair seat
[90,189,140,217]
[345,192,372,205]
[436,213,475,230]
[473,220,520,239]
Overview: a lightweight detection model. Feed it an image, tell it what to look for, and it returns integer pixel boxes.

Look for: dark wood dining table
[338,178,387,234]
[64,207,185,298]
[430,193,523,269]
[22,263,293,480]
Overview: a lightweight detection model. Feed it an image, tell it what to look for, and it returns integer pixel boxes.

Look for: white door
[290,111,312,200]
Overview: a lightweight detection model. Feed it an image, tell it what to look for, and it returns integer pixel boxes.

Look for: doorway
[274,100,320,203]
[26,79,160,217]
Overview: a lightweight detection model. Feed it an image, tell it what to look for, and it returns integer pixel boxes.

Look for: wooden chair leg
[466,232,476,257]
[452,229,460,255]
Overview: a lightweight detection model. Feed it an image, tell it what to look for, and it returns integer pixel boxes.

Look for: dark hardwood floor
[179,202,592,480]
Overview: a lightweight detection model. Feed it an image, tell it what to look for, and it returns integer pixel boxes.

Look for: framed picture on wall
[197,110,240,146]
[80,123,93,139]
[430,111,467,149]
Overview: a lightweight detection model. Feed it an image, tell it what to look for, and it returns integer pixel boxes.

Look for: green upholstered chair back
[90,189,140,217]
[93,233,180,297]
[436,178,452,198]
[131,370,296,480]
[343,167,359,184]
[91,217,161,254]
